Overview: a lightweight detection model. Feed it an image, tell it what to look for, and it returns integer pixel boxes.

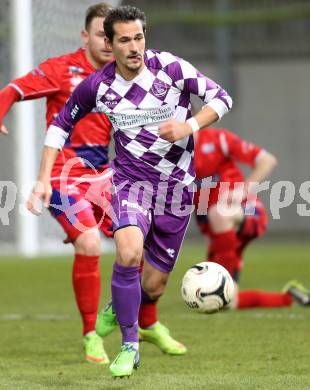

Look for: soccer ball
[181,261,235,314]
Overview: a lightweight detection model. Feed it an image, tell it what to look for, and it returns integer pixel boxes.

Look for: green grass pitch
[0,241,310,389]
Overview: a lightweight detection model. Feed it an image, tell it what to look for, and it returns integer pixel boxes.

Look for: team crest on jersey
[151,82,168,97]
[106,93,116,101]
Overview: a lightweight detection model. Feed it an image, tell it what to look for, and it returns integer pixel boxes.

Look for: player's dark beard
[125,60,143,74]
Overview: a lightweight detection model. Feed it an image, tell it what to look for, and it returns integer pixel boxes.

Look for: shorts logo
[151,82,167,97]
[166,248,175,258]
[122,199,148,216]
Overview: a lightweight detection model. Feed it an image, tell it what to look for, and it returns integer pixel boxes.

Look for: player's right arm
[0,58,62,135]
[245,149,278,186]
[27,74,98,213]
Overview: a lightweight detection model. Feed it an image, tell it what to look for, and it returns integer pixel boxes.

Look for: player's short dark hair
[85,2,112,31]
[104,5,146,42]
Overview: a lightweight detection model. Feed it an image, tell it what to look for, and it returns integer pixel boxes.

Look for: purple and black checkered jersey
[50,49,232,185]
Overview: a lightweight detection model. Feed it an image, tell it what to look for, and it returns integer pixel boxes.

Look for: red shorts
[49,174,113,243]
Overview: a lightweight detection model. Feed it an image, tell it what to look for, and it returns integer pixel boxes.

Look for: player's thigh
[49,183,99,243]
[208,203,242,233]
[111,178,152,266]
[239,199,268,241]
[144,210,191,274]
[81,175,114,239]
[92,202,113,239]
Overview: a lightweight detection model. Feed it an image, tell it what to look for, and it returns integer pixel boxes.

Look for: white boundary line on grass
[2,312,309,321]
[178,312,309,320]
[0,314,73,321]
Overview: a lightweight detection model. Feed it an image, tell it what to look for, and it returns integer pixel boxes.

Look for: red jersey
[10,48,111,178]
[194,128,263,207]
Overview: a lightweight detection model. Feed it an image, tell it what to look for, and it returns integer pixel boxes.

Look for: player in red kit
[194,128,310,308]
[0,3,113,364]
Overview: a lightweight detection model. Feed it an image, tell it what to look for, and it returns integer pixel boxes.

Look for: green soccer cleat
[139,322,187,355]
[283,280,310,306]
[83,333,109,364]
[109,343,140,378]
[96,300,118,338]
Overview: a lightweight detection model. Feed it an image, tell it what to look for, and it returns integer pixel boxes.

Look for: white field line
[178,311,309,320]
[0,314,73,321]
[1,311,309,321]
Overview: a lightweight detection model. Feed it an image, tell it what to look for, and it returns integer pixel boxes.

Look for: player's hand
[0,124,9,135]
[27,179,52,215]
[159,119,192,142]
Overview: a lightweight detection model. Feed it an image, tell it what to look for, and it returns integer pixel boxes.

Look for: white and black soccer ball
[181,261,235,314]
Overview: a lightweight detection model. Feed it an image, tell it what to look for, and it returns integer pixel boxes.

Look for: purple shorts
[111,177,193,273]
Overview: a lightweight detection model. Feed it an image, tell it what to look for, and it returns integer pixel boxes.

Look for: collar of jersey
[115,64,148,85]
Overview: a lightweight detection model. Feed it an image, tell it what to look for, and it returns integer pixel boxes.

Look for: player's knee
[116,246,143,267]
[74,230,101,256]
[142,278,167,301]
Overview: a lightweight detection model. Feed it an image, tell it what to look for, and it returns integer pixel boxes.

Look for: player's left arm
[160,59,232,142]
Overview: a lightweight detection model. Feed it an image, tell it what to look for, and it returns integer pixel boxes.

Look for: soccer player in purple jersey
[27,5,232,377]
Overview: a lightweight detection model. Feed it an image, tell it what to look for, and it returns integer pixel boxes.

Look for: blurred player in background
[0,3,113,364]
[194,127,310,308]
[26,5,232,377]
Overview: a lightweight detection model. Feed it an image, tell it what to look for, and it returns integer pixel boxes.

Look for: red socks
[138,291,292,319]
[138,302,158,329]
[208,230,294,309]
[237,290,293,309]
[72,254,101,335]
[208,230,239,277]
[138,260,158,329]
